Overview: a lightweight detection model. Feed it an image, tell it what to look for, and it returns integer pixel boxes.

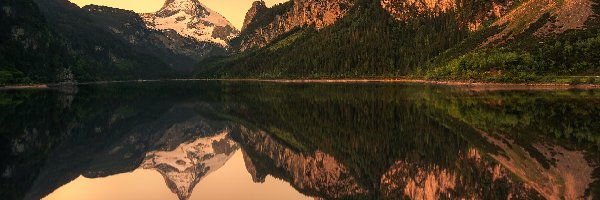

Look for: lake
[1,81,599,200]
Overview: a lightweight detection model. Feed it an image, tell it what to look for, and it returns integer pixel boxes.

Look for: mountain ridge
[195,0,600,83]
[234,0,354,51]
[2,0,599,84]
[141,0,239,47]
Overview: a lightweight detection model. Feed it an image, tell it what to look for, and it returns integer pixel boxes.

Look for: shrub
[426,49,537,82]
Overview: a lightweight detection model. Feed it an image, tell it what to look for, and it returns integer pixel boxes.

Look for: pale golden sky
[69,0,287,29]
[44,150,310,200]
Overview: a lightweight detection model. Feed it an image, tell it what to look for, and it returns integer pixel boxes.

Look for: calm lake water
[1,81,599,200]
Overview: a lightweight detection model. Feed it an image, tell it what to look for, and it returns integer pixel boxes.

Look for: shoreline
[209,78,600,90]
[0,84,49,90]
[2,78,600,91]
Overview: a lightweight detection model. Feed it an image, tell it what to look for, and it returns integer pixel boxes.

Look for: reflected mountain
[141,130,238,200]
[0,82,598,200]
[235,126,368,199]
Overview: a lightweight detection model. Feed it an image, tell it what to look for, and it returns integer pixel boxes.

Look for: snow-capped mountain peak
[141,0,239,47]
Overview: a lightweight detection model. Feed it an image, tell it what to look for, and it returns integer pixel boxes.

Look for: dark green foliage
[535,32,600,74]
[426,19,600,82]
[426,49,538,82]
[426,0,600,82]
[0,0,177,85]
[0,0,71,85]
[198,0,600,82]
[197,2,471,78]
[33,0,175,82]
[0,82,225,199]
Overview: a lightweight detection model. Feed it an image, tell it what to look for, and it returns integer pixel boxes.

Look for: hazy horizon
[68,0,287,30]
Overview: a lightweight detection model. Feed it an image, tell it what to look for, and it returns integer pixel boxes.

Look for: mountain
[141,0,239,47]
[141,131,238,200]
[236,126,368,199]
[0,0,74,85]
[83,5,226,70]
[18,97,237,200]
[242,1,268,31]
[380,0,513,31]
[234,0,354,51]
[196,0,600,83]
[29,0,176,81]
[236,126,543,199]
[1,0,239,85]
[7,0,597,84]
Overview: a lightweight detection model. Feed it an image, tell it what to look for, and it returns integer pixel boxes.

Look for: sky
[44,150,310,200]
[68,0,287,29]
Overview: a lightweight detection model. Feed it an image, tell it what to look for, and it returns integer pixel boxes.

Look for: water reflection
[44,151,310,200]
[0,81,598,200]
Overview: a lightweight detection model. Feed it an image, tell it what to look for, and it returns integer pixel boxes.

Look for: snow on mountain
[141,0,239,47]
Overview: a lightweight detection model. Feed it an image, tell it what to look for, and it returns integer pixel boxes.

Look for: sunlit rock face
[142,0,239,47]
[476,130,596,200]
[380,0,512,31]
[533,0,595,36]
[242,1,268,31]
[238,0,353,51]
[140,130,239,200]
[380,148,541,200]
[236,126,368,199]
[483,0,595,45]
[381,161,457,200]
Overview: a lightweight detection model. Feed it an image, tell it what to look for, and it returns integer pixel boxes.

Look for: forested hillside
[426,0,600,83]
[198,1,473,78]
[1,0,233,85]
[31,0,176,81]
[195,0,600,82]
[0,0,176,85]
[0,0,73,85]
[2,0,598,84]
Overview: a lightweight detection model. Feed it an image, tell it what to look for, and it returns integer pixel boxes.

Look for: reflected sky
[44,150,310,200]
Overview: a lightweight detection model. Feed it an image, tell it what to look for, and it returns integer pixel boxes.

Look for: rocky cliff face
[237,0,354,51]
[382,0,597,47]
[242,1,268,31]
[237,0,515,51]
[142,0,239,47]
[483,0,596,45]
[381,0,513,31]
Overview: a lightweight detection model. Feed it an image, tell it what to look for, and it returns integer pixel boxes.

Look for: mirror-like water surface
[1,81,599,200]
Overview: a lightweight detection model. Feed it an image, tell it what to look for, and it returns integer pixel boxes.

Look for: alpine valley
[1,0,599,83]
[2,1,600,200]
[1,0,237,84]
[198,0,600,82]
